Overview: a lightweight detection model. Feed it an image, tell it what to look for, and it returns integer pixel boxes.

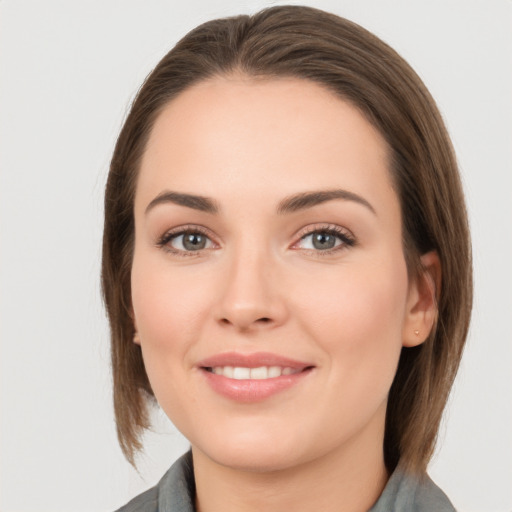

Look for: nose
[214,246,288,332]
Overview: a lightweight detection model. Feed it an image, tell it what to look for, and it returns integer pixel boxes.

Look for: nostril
[217,315,275,329]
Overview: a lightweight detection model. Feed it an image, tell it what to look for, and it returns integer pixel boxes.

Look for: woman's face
[131,76,423,472]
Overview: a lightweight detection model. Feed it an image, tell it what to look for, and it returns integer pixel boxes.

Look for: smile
[207,366,302,379]
[197,352,314,402]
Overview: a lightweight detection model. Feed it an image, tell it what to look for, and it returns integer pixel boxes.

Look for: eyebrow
[145,191,220,215]
[145,188,376,216]
[277,189,376,215]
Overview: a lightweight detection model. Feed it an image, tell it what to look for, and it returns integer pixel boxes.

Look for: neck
[192,411,389,512]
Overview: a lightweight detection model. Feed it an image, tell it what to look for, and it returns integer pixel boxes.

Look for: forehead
[137,76,396,217]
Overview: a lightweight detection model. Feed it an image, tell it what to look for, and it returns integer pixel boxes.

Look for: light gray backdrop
[1,1,511,511]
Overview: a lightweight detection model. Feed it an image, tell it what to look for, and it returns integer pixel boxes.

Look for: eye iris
[312,232,336,250]
[183,233,206,251]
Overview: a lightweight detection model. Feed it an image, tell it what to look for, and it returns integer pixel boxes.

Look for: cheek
[130,255,214,416]
[130,255,216,404]
[131,256,210,346]
[295,258,408,380]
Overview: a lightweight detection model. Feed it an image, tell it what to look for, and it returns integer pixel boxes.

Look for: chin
[208,448,300,473]
[192,429,307,473]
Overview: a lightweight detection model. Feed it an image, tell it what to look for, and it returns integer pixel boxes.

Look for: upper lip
[197,351,313,370]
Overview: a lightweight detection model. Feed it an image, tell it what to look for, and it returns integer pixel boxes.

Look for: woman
[102,5,472,511]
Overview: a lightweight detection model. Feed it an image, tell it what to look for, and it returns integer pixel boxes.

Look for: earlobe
[402,251,441,347]
[131,307,141,345]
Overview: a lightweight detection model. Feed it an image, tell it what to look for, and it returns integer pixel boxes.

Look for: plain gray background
[1,1,511,511]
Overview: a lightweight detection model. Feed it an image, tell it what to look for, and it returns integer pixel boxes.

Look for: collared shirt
[116,452,456,512]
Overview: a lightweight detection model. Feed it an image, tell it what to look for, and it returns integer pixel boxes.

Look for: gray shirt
[116,452,456,512]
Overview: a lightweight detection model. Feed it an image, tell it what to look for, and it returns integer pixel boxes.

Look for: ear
[402,251,441,347]
[131,307,141,345]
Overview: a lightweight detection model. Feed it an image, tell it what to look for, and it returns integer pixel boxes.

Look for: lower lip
[201,368,313,402]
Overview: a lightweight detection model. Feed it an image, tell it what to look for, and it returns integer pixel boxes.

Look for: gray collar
[119,451,456,512]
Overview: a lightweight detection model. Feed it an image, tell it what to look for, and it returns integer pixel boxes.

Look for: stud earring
[414,329,420,336]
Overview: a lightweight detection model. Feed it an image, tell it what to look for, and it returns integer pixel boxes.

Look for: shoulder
[113,452,195,512]
[413,473,457,512]
[114,486,158,512]
[370,467,456,512]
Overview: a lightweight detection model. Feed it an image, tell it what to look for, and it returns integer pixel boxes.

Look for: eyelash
[156,225,216,257]
[156,223,356,257]
[293,224,356,256]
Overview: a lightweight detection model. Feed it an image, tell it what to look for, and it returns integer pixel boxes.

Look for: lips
[197,352,314,402]
[210,365,301,379]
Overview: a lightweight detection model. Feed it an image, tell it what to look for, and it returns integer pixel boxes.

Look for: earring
[414,329,420,336]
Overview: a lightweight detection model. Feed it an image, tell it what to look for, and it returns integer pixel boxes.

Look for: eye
[171,232,213,251]
[294,225,355,253]
[157,226,216,255]
[302,232,339,250]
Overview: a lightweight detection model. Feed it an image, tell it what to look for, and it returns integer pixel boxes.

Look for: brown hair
[102,5,472,473]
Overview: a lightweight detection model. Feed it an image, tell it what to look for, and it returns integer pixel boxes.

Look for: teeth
[211,366,300,379]
[233,367,250,380]
[250,367,268,379]
[268,366,281,378]
[223,366,234,378]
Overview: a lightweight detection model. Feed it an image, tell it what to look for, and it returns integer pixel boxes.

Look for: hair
[102,5,472,473]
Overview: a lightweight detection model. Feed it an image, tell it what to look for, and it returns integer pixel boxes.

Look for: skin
[131,76,439,512]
